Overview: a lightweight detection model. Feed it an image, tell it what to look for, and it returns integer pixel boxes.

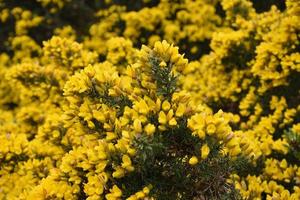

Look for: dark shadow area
[251,0,286,13]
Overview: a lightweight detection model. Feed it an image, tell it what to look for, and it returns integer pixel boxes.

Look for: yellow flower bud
[226,137,239,148]
[158,111,167,124]
[112,167,125,178]
[133,119,142,133]
[159,61,167,67]
[189,156,198,165]
[206,124,216,135]
[122,130,131,139]
[106,132,117,141]
[127,195,138,200]
[280,159,288,169]
[127,148,136,156]
[144,123,156,135]
[175,103,186,117]
[197,130,206,139]
[158,125,167,131]
[143,186,150,194]
[162,100,171,111]
[111,185,122,196]
[201,144,210,160]
[230,146,241,157]
[169,118,177,126]
[136,191,145,198]
[122,155,134,172]
[135,100,149,115]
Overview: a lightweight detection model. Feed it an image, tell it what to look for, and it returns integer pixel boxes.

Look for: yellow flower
[206,124,216,135]
[226,137,239,148]
[133,99,149,115]
[144,123,156,135]
[162,100,171,111]
[121,154,134,172]
[158,111,167,125]
[136,191,145,198]
[133,119,143,133]
[159,61,167,67]
[112,167,125,178]
[168,118,177,126]
[201,144,210,160]
[127,195,138,200]
[188,156,198,165]
[197,130,206,139]
[106,132,117,141]
[175,103,186,117]
[106,185,122,200]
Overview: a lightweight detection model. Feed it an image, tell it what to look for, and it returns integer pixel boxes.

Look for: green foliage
[149,54,178,100]
[128,120,244,200]
[285,129,300,160]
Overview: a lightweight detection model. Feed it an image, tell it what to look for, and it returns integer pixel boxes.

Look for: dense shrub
[0,0,299,199]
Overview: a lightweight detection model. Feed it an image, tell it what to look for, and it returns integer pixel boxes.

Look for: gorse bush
[0,0,299,199]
